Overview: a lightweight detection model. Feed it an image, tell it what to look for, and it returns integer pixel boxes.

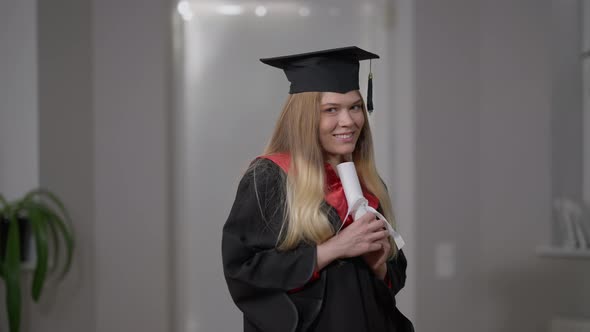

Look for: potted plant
[0,189,74,332]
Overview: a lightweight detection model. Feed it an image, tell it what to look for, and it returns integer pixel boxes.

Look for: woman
[222,46,414,332]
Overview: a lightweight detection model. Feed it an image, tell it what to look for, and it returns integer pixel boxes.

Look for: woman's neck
[324,154,352,174]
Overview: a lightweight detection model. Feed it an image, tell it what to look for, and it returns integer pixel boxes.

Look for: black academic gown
[222,158,414,332]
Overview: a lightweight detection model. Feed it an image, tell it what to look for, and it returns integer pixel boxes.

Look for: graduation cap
[260,46,380,112]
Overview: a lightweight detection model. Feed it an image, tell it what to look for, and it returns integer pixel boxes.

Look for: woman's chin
[324,152,354,164]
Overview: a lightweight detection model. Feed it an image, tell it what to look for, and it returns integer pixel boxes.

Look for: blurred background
[1,0,589,331]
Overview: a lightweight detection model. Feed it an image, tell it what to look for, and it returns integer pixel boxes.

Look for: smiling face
[319,90,366,166]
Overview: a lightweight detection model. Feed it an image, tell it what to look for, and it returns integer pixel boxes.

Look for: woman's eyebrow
[321,99,363,106]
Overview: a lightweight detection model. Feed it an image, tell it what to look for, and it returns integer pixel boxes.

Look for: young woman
[222,47,414,332]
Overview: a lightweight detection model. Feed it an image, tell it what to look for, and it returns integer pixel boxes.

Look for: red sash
[260,153,379,225]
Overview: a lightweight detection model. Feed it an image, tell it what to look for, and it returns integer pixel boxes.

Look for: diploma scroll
[336,162,405,250]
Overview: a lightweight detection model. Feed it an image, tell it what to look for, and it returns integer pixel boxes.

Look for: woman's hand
[316,212,388,270]
[362,235,391,279]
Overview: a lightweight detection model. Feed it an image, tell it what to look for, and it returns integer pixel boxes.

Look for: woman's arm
[222,160,318,291]
[316,212,389,271]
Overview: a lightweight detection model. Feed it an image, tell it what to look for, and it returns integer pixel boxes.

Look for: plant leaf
[0,189,75,332]
[23,189,75,278]
[24,189,73,226]
[4,210,22,332]
[47,211,74,279]
[29,201,74,279]
[0,193,6,209]
[0,194,6,274]
[45,214,61,274]
[28,206,49,302]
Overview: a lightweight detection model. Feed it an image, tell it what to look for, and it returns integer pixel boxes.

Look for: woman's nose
[338,110,354,126]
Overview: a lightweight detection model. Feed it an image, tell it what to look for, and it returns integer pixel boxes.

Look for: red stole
[259,153,379,227]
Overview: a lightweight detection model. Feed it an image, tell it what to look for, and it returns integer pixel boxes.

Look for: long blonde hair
[263,92,398,256]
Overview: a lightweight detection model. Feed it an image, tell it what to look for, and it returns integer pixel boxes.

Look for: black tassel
[367,72,374,113]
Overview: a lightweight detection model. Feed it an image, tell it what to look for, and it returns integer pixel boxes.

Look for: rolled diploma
[336,162,405,249]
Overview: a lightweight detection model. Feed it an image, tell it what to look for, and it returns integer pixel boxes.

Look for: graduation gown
[222,157,414,332]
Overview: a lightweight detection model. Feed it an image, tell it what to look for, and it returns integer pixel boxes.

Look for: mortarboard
[260,46,379,112]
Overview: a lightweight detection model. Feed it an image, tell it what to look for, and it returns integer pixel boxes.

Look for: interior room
[1,0,589,331]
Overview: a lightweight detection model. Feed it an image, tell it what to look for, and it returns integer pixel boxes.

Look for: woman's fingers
[365,218,386,232]
[357,211,376,223]
[366,229,389,242]
[335,212,394,257]
[367,242,383,252]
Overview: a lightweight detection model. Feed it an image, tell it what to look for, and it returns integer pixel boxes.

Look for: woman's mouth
[333,132,355,142]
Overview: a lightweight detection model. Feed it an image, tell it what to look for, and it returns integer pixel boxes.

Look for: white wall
[26,0,96,331]
[1,0,173,331]
[414,0,482,330]
[0,2,38,331]
[414,0,590,331]
[389,0,417,320]
[583,1,590,205]
[0,0,38,200]
[552,0,583,203]
[92,0,172,331]
[479,1,553,331]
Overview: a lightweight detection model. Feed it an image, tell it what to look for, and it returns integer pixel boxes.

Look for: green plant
[0,189,74,332]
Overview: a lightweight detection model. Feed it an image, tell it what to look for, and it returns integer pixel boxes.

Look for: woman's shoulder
[247,156,285,177]
[256,152,291,172]
[238,157,287,193]
[233,157,286,220]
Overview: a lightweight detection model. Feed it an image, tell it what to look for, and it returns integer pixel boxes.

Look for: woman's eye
[323,108,338,113]
[351,105,362,111]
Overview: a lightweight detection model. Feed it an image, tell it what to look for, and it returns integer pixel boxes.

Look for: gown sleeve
[386,249,408,296]
[222,159,317,293]
[384,250,415,331]
[370,248,409,314]
[372,202,409,308]
[374,203,408,296]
